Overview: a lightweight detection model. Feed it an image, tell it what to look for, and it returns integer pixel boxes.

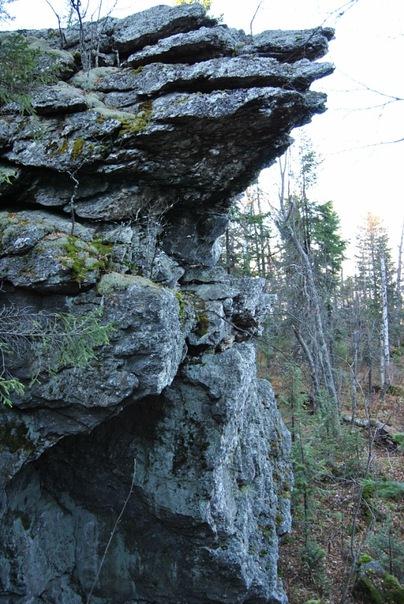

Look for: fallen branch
[342,415,399,449]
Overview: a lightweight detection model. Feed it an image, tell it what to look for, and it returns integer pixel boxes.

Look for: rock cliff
[0,5,333,603]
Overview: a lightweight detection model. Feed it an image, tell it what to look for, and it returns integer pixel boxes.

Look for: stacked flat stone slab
[0,4,333,603]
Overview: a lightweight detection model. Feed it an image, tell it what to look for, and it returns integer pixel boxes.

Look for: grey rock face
[252,27,335,62]
[0,4,333,603]
[1,345,291,604]
[30,83,89,116]
[126,25,248,67]
[112,3,215,52]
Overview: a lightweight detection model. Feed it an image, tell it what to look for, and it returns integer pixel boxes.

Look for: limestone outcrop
[0,5,333,603]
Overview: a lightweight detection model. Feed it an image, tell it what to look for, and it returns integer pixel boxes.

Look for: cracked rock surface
[0,4,333,603]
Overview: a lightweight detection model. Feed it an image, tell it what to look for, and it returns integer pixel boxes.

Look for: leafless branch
[249,1,263,37]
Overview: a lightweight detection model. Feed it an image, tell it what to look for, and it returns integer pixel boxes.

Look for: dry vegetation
[269,354,404,604]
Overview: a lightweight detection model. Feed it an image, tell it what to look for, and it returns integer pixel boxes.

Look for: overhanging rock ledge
[0,4,333,603]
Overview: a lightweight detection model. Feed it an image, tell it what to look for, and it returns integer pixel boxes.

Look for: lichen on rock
[0,4,334,603]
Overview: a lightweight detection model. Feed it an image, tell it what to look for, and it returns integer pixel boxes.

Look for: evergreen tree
[223,185,273,278]
[0,1,57,111]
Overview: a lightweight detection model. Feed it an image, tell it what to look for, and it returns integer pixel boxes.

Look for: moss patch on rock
[354,561,404,604]
[97,271,160,295]
[61,235,112,284]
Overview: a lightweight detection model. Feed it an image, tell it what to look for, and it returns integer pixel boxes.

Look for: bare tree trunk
[276,157,339,421]
[350,329,359,423]
[396,221,403,347]
[380,254,390,392]
[293,325,321,408]
[44,0,67,47]
[249,1,263,36]
[225,227,231,274]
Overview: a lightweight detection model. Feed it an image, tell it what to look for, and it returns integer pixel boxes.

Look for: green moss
[62,235,90,283]
[196,312,210,337]
[97,272,160,296]
[61,236,112,284]
[71,138,85,160]
[175,291,187,323]
[118,100,153,136]
[280,488,292,499]
[275,512,284,526]
[239,483,252,494]
[58,138,68,154]
[131,66,144,75]
[92,239,113,271]
[260,526,273,541]
[359,553,374,564]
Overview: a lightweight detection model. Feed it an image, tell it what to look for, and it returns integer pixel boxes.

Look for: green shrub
[39,309,114,372]
[301,540,327,589]
[362,479,404,502]
[0,33,56,112]
[367,522,404,581]
[392,433,404,452]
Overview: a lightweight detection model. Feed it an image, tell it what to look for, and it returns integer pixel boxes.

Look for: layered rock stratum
[0,4,333,603]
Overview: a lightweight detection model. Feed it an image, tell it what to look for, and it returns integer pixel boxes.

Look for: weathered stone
[0,344,291,604]
[73,55,333,97]
[0,211,101,293]
[126,25,248,67]
[112,3,216,53]
[29,36,78,78]
[0,3,334,602]
[353,559,404,604]
[30,82,88,115]
[252,27,335,62]
[181,265,229,284]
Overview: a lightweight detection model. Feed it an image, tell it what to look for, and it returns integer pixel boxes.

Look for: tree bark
[380,254,390,391]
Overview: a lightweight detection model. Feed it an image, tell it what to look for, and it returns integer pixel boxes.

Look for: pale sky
[2,0,404,267]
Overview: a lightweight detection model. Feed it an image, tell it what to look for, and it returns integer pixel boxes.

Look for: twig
[249,1,263,36]
[44,0,67,47]
[86,458,137,604]
[66,169,80,236]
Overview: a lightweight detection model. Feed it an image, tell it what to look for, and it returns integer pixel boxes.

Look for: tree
[223,185,273,278]
[395,221,403,348]
[355,213,396,392]
[0,34,47,111]
[272,142,346,419]
[0,0,13,20]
